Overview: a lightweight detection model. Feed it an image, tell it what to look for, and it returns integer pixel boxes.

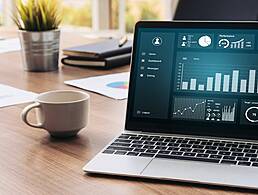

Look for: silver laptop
[84,21,258,189]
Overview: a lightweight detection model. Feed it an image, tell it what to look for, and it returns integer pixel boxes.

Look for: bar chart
[176,60,258,94]
[175,52,258,95]
[205,99,237,122]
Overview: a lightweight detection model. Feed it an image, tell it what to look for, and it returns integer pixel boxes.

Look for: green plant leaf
[13,0,62,31]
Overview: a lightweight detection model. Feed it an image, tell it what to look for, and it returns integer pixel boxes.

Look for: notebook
[63,39,132,59]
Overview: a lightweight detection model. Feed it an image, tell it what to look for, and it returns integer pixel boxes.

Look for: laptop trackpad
[85,154,152,175]
[142,159,258,188]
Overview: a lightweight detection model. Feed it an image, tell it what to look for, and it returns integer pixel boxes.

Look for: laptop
[84,21,258,189]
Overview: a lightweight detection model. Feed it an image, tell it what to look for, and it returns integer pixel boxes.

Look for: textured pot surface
[19,29,60,72]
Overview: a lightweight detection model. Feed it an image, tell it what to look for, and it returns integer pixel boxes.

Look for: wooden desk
[0,28,256,195]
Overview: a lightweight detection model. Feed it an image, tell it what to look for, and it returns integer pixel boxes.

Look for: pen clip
[118,35,128,47]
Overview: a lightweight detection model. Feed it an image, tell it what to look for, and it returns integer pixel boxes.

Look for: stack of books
[62,38,132,69]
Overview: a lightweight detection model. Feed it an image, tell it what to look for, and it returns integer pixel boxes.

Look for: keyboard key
[156,142,168,146]
[232,152,244,157]
[158,150,170,155]
[218,151,231,155]
[115,151,127,155]
[164,138,171,142]
[167,143,180,147]
[192,145,204,149]
[146,149,158,154]
[205,150,218,154]
[243,149,256,153]
[176,140,184,144]
[196,153,209,158]
[200,141,209,145]
[155,154,220,163]
[181,140,188,144]
[180,148,192,152]
[139,153,154,158]
[238,144,245,148]
[223,156,236,160]
[143,141,156,145]
[218,143,226,147]
[131,136,141,140]
[119,135,130,139]
[252,163,258,167]
[171,151,183,155]
[111,142,131,147]
[134,148,146,152]
[115,139,131,143]
[167,147,180,151]
[210,155,222,159]
[107,146,133,151]
[132,140,144,144]
[143,145,155,149]
[238,161,251,166]
[236,157,249,161]
[192,141,201,145]
[245,153,257,158]
[230,148,243,152]
[221,160,237,165]
[217,147,230,151]
[103,150,115,154]
[131,144,143,148]
[243,145,252,149]
[212,143,220,146]
[155,146,167,150]
[250,158,258,162]
[157,138,165,142]
[183,152,196,157]
[180,144,191,148]
[127,152,139,156]
[226,143,236,147]
[193,149,205,153]
[204,146,217,150]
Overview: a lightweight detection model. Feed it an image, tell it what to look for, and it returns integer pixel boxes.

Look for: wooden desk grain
[0,28,257,195]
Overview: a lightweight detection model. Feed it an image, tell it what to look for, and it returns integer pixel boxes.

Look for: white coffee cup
[21,90,89,137]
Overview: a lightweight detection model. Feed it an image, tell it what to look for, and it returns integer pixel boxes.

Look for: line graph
[172,97,206,120]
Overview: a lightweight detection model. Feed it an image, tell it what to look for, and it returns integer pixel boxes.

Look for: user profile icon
[152,37,162,46]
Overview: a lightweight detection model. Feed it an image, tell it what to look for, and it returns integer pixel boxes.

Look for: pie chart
[106,81,129,89]
[198,35,212,47]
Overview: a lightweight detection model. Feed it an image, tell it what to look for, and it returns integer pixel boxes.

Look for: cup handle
[21,102,43,128]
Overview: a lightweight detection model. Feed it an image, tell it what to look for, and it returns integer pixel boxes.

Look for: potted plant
[13,0,62,72]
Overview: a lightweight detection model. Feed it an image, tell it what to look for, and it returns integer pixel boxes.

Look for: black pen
[118,35,128,47]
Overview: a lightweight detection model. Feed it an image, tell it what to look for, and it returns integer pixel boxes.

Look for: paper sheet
[0,84,37,108]
[65,72,130,100]
[0,38,21,54]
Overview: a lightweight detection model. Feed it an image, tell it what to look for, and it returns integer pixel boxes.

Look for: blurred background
[0,0,178,35]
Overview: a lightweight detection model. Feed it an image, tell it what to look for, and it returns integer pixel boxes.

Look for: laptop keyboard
[102,133,258,168]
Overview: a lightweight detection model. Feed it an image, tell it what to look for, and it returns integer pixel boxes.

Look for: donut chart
[245,106,258,123]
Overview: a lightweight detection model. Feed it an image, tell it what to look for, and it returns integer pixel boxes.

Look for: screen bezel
[125,21,258,140]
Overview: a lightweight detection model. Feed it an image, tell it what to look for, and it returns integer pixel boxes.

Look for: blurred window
[111,0,166,33]
[0,0,3,25]
[61,0,92,28]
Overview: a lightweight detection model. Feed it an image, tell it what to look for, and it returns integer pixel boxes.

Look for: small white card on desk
[0,84,37,108]
[65,72,130,100]
[0,38,21,54]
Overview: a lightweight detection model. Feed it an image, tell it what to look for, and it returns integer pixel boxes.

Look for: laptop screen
[126,22,258,139]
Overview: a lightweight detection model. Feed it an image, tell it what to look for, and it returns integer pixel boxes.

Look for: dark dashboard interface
[131,27,258,128]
